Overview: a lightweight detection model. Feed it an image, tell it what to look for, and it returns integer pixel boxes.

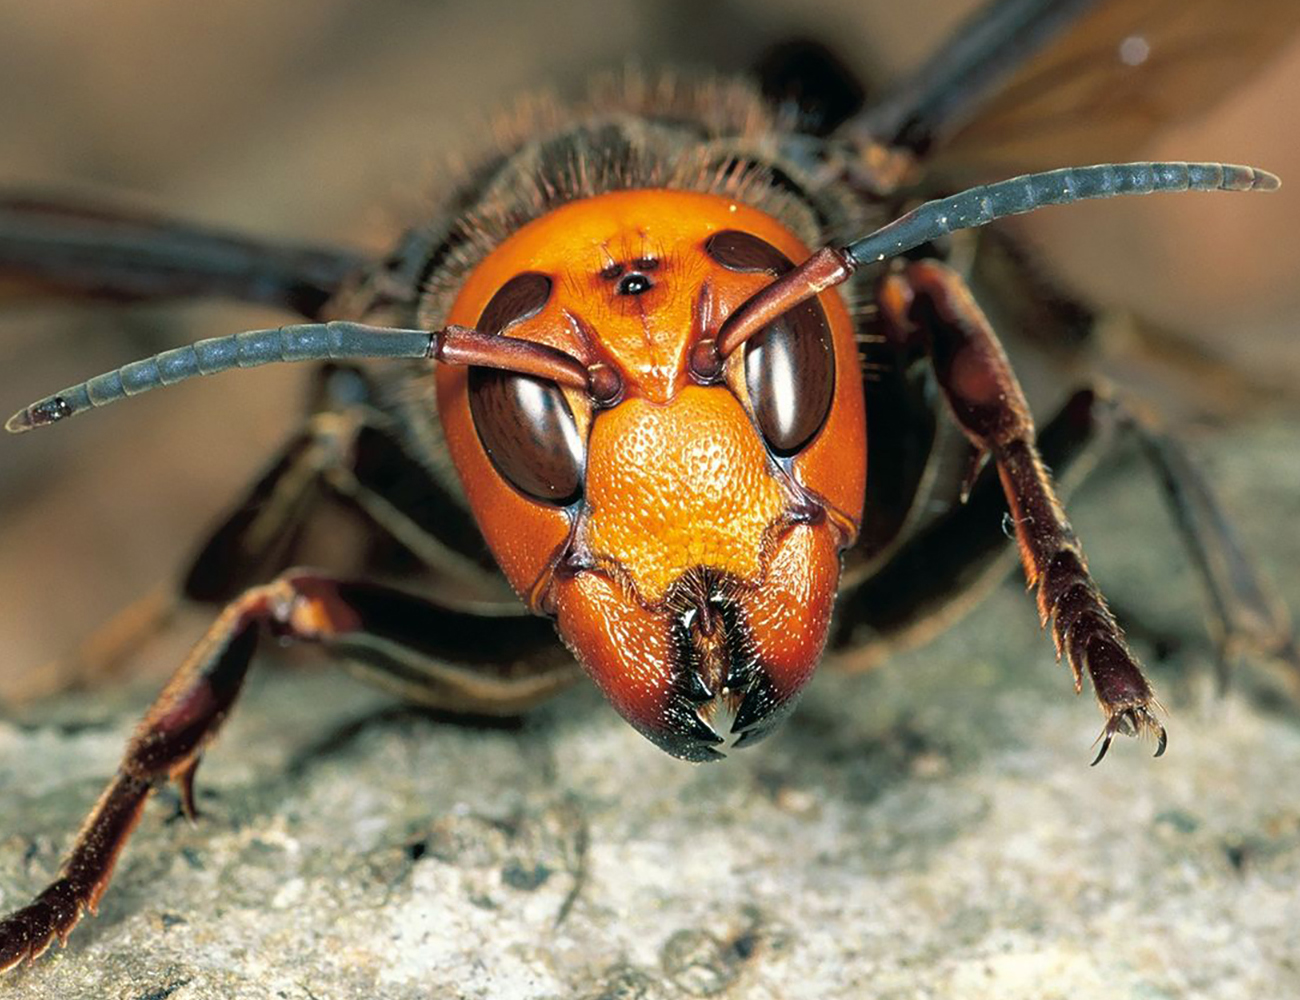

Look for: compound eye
[743,299,835,456]
[469,370,585,504]
[466,271,585,505]
[706,230,835,456]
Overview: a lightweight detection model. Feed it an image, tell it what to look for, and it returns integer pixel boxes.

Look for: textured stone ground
[0,420,1297,999]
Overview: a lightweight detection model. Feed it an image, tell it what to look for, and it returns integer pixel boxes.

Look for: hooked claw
[1090,705,1167,766]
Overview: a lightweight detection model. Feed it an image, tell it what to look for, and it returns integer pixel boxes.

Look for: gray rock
[1,421,1298,999]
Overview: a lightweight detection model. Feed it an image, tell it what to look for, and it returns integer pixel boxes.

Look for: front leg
[0,581,280,971]
[878,259,1164,764]
[0,571,573,972]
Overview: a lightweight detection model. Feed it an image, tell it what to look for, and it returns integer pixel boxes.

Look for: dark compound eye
[705,229,792,274]
[468,272,586,505]
[705,231,836,456]
[476,271,552,337]
[743,299,835,456]
[470,370,585,504]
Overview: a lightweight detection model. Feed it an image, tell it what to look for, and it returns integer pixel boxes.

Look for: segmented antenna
[6,322,432,433]
[5,321,598,433]
[842,162,1278,267]
[708,161,1279,364]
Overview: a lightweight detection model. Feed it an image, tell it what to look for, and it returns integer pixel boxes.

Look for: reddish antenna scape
[6,160,1278,435]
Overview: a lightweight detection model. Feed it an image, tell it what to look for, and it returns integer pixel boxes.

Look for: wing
[843,0,1300,182]
[845,0,1099,157]
[0,196,368,320]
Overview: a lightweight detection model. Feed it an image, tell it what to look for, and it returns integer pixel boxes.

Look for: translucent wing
[0,196,367,320]
[927,0,1300,180]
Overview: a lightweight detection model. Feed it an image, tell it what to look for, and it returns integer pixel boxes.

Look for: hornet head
[433,190,866,760]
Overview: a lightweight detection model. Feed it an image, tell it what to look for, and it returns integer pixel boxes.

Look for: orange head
[435,190,866,760]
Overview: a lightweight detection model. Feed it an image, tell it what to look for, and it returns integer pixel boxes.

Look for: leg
[184,364,506,606]
[835,381,1299,685]
[0,571,575,971]
[834,387,1099,665]
[874,260,1163,762]
[840,319,941,580]
[53,366,515,693]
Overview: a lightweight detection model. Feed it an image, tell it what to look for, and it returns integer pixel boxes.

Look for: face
[435,189,866,759]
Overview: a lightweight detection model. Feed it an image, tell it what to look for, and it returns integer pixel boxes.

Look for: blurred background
[0,0,1297,700]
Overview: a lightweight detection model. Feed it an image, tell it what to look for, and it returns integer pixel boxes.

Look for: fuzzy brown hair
[414,69,870,328]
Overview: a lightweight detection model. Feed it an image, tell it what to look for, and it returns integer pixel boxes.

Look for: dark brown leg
[47,369,514,695]
[877,260,1164,763]
[179,423,335,604]
[0,588,266,971]
[322,421,508,601]
[0,571,574,972]
[834,388,1101,662]
[835,382,1299,696]
[183,367,505,607]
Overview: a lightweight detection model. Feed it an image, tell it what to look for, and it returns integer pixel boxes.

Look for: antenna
[701,162,1278,369]
[7,322,594,433]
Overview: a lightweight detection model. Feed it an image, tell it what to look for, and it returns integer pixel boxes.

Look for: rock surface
[1,421,1298,999]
